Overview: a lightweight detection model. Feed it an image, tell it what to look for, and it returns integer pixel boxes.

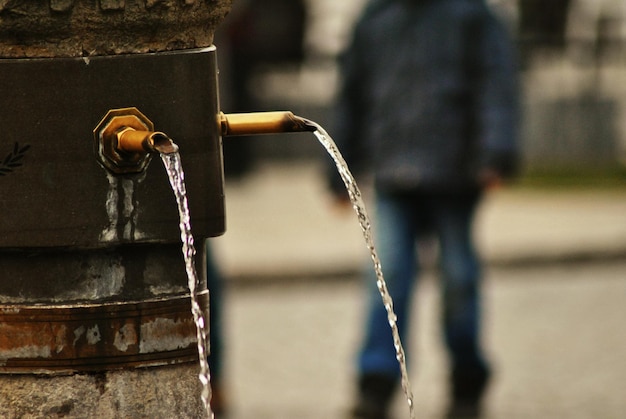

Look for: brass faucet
[95,108,316,175]
[115,127,178,155]
[94,107,178,174]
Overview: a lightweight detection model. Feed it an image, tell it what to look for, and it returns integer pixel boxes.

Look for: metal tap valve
[94,107,178,175]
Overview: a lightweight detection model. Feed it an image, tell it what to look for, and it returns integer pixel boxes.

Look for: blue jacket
[331,0,519,193]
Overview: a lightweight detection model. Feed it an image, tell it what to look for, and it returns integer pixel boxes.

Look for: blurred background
[208,1,626,418]
[216,0,626,175]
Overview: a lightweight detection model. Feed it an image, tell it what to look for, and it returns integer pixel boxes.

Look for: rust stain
[0,323,67,361]
[0,292,207,372]
[114,323,138,352]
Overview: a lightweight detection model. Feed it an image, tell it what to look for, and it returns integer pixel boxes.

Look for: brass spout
[94,107,178,175]
[220,111,316,137]
[117,128,179,155]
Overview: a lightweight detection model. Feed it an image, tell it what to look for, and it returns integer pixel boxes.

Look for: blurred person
[208,3,307,414]
[206,240,228,416]
[216,0,307,177]
[328,0,519,418]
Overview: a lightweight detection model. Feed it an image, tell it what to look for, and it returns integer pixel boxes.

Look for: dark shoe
[349,373,397,419]
[446,400,481,419]
[446,365,490,418]
[350,398,389,419]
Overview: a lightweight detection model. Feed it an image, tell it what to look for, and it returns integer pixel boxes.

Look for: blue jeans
[358,188,489,381]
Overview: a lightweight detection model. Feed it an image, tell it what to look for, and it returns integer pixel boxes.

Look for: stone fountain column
[0,0,231,57]
[0,1,231,417]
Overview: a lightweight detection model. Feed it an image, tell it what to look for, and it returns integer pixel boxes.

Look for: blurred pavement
[208,161,626,419]
[221,262,626,419]
[211,161,626,281]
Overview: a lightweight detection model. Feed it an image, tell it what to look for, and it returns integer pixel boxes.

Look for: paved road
[218,260,626,419]
[205,161,626,418]
[212,162,626,281]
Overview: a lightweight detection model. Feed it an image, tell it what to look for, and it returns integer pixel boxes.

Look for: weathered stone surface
[0,363,206,418]
[0,0,232,57]
[50,0,75,12]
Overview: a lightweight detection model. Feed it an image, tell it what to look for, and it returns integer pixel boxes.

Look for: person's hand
[329,193,353,214]
[478,168,503,191]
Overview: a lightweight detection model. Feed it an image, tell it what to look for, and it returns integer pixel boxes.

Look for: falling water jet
[160,149,213,419]
[303,119,416,419]
[220,111,416,418]
[95,107,215,416]
[98,109,415,418]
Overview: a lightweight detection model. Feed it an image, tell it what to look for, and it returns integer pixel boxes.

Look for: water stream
[305,120,416,419]
[159,119,414,418]
[160,152,213,419]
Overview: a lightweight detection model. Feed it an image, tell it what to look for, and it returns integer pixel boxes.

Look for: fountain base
[0,363,206,417]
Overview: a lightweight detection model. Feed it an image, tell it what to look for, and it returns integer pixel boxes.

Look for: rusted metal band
[0,291,208,374]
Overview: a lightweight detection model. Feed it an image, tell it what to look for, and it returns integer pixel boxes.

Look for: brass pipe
[220,111,316,137]
[117,128,179,155]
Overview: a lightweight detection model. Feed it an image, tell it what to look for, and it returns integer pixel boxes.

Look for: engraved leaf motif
[0,142,30,176]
